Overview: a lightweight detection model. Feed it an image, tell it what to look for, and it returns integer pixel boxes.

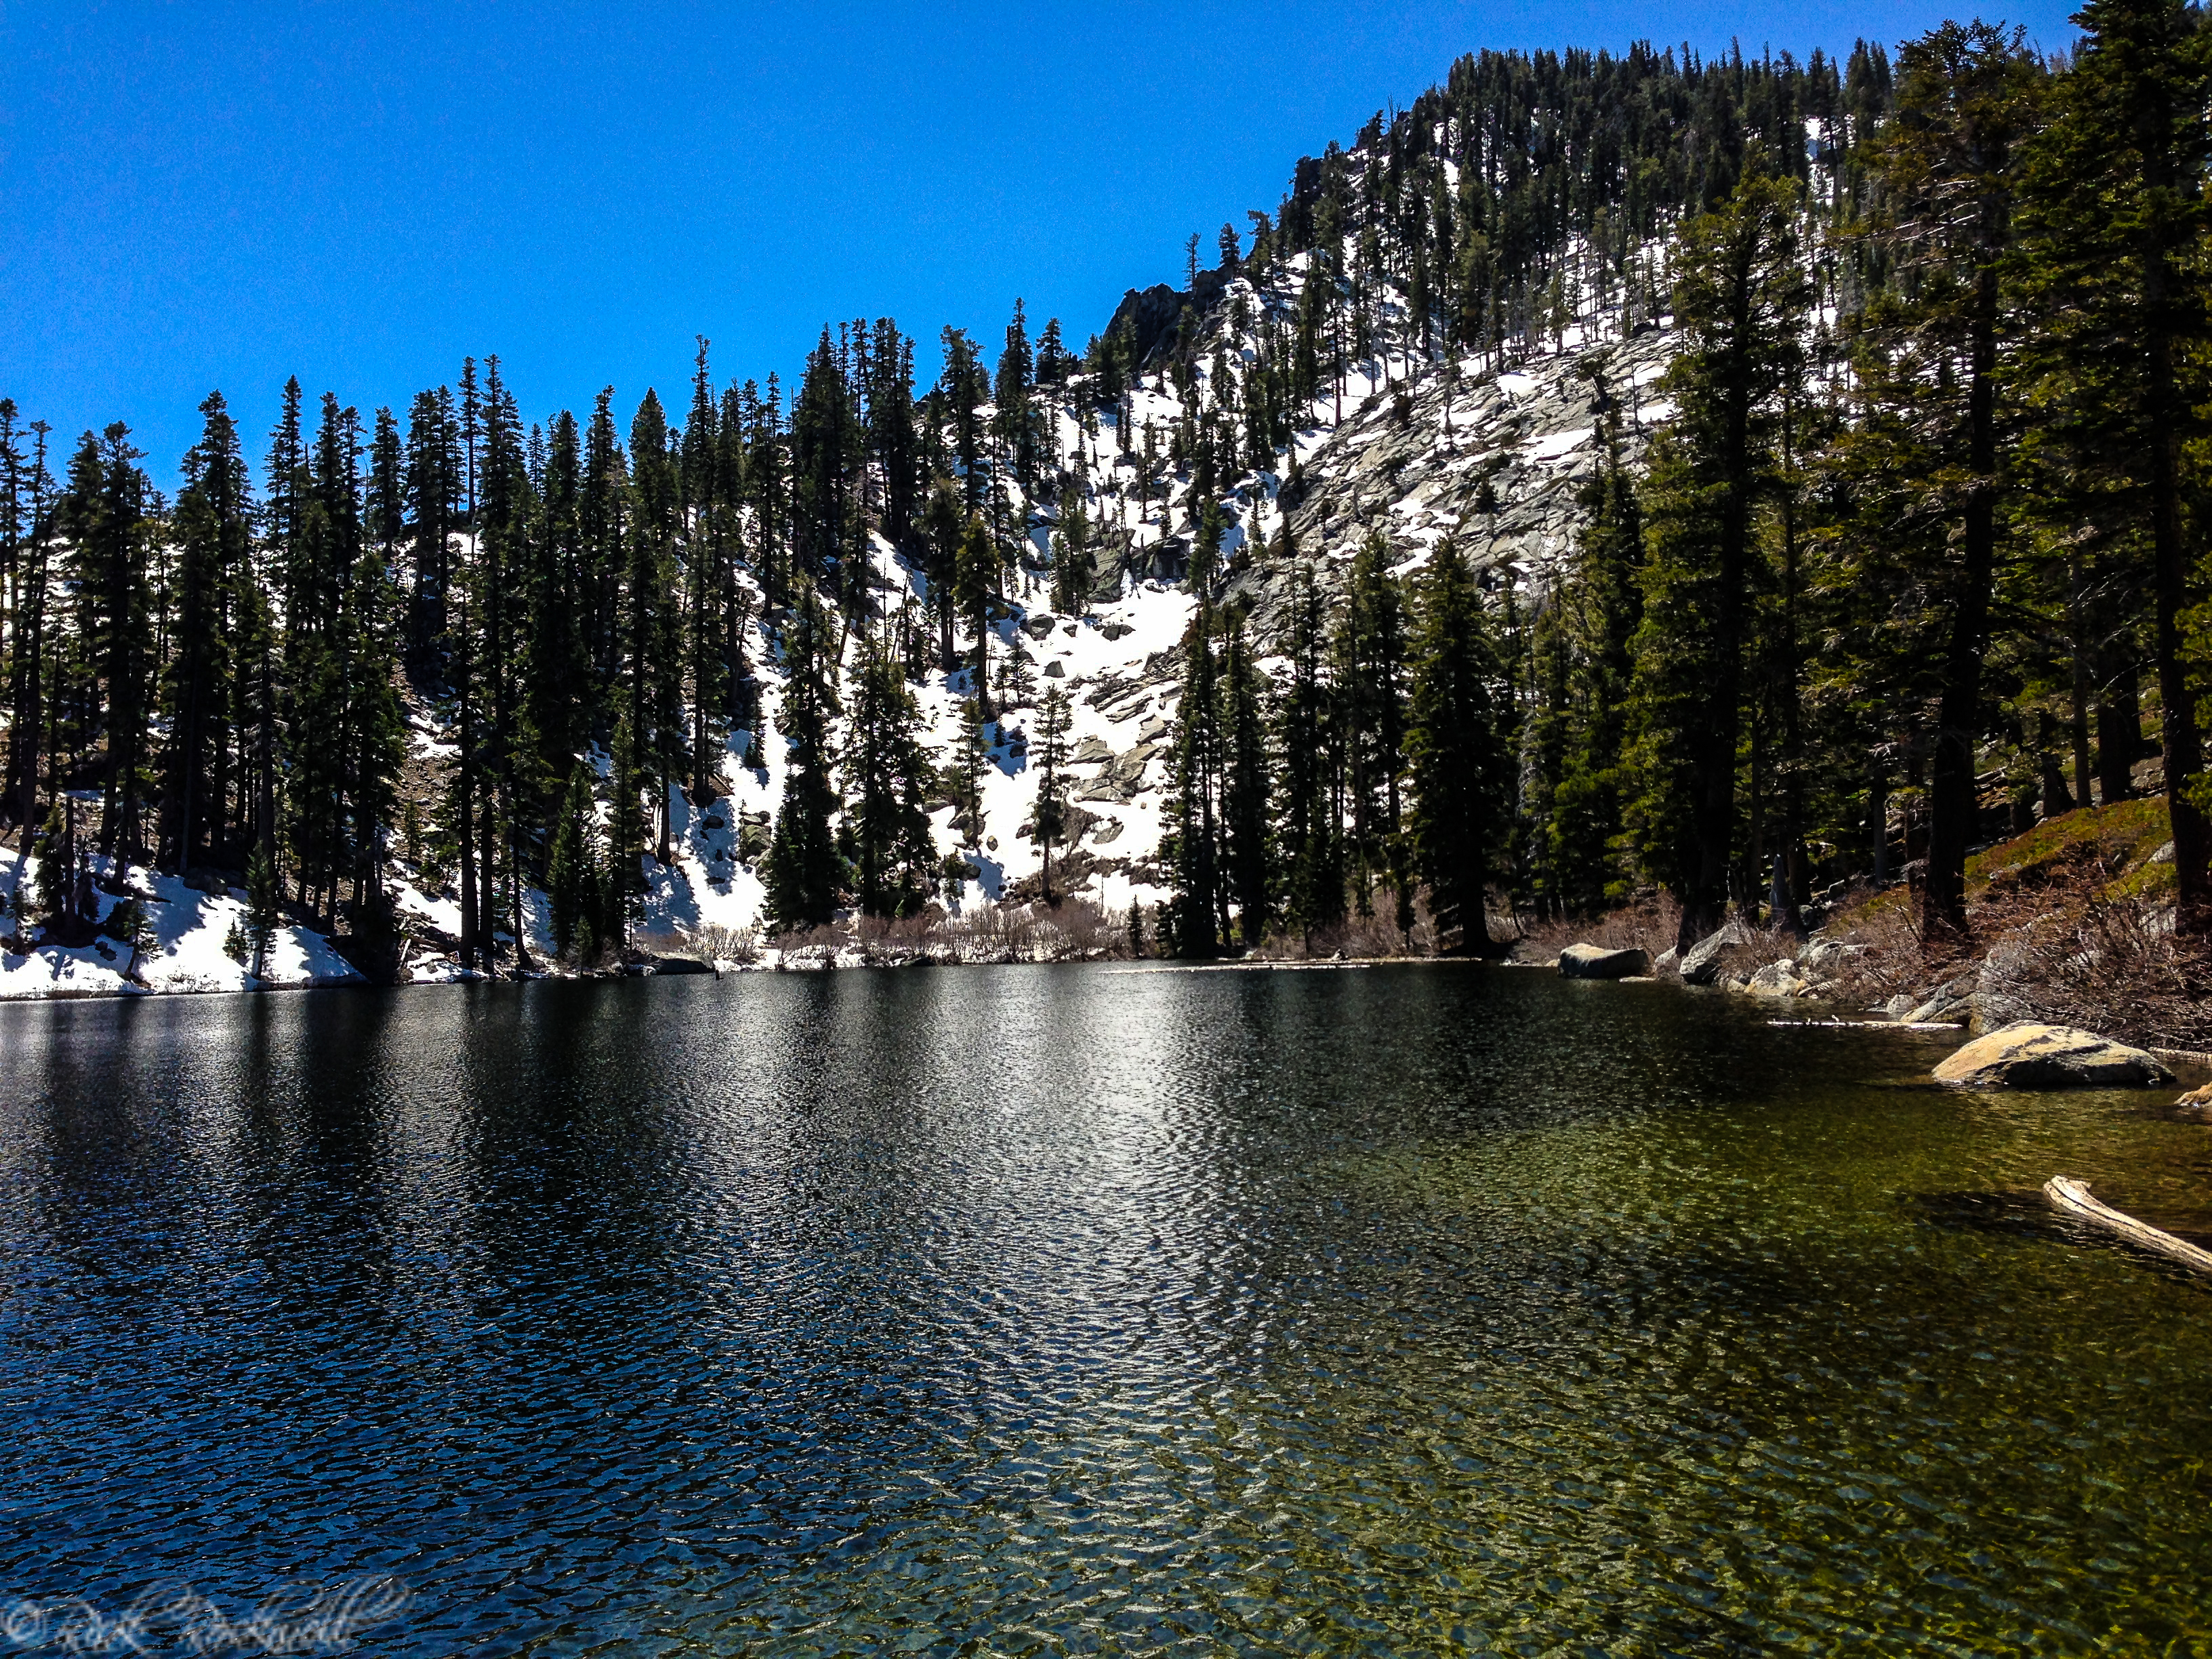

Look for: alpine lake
[2,964,2209,1656]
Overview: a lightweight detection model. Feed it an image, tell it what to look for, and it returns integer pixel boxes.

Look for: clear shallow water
[2,966,2210,1658]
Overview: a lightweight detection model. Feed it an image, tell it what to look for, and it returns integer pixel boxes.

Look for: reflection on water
[3,966,2211,1656]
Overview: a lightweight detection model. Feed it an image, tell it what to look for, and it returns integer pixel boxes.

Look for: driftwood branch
[2043,1176,2212,1277]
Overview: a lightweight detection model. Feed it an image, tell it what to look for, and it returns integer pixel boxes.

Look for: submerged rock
[1932,1022,2175,1089]
[1558,943,1648,980]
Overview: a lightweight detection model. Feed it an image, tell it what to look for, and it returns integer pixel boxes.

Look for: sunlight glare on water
[1,964,2209,1656]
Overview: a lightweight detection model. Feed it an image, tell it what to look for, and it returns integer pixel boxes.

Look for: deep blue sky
[3,0,2078,487]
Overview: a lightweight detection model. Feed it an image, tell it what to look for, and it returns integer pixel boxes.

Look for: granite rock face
[1932,1023,2174,1089]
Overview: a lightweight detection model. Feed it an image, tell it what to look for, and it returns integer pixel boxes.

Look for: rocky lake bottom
[1,964,2209,1656]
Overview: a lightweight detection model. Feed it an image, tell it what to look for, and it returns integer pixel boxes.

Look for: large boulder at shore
[1932,1022,2175,1089]
[1678,919,1753,986]
[1559,943,1648,980]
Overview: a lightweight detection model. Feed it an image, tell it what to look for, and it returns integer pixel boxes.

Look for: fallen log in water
[2043,1176,2212,1277]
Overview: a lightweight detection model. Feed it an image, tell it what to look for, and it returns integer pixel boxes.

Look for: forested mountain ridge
[4,7,2209,994]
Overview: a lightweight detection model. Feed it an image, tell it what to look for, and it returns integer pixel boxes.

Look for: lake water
[2,966,2210,1656]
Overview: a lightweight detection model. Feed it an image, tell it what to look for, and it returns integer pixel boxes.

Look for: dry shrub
[1960,852,2208,1048]
[1820,810,2211,1045]
[1030,897,1119,960]
[1249,909,1429,960]
[768,922,851,966]
[1983,891,2211,1049]
[831,899,1124,966]
[686,922,760,964]
[1313,912,1422,958]
[1510,891,1681,964]
[851,911,943,962]
[951,897,1118,962]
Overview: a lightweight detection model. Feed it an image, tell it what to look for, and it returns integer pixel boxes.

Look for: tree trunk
[1922,258,2001,941]
[2095,668,2141,805]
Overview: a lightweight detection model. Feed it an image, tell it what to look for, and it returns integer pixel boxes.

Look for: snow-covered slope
[830,283,1679,929]
[1,123,1702,991]
[0,845,362,999]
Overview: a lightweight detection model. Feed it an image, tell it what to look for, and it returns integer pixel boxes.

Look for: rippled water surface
[4,966,2212,1656]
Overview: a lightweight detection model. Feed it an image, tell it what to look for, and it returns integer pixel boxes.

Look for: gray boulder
[1746,958,1810,998]
[1904,975,1978,1024]
[1969,944,2035,1033]
[1932,1022,2175,1089]
[1679,919,1753,985]
[652,954,716,976]
[1558,943,1649,980]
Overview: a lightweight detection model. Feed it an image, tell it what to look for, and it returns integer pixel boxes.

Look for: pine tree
[1050,499,1097,615]
[682,337,730,803]
[605,704,647,953]
[405,386,458,674]
[343,449,407,968]
[1627,169,1811,949]
[232,525,280,871]
[477,359,537,966]
[953,695,989,846]
[527,409,592,787]
[58,423,156,861]
[846,638,935,918]
[2018,0,2212,932]
[243,841,282,981]
[955,512,997,719]
[995,300,1042,493]
[1335,531,1408,916]
[868,320,922,547]
[763,591,842,932]
[104,895,153,983]
[924,477,964,670]
[1218,609,1272,947]
[792,327,859,592]
[1277,562,1343,946]
[940,327,987,514]
[548,760,605,963]
[1165,607,1221,956]
[1549,385,1643,914]
[2,411,56,836]
[1033,684,1070,904]
[1824,24,2042,940]
[626,388,684,865]
[28,798,83,938]
[1407,537,1510,953]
